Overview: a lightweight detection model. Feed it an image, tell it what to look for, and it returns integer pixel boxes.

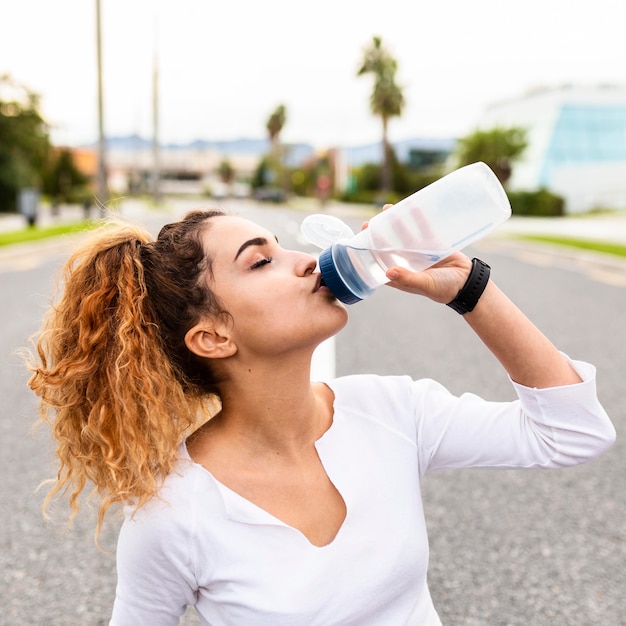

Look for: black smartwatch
[446,258,491,315]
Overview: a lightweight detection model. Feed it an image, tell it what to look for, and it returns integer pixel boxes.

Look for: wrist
[446,258,491,315]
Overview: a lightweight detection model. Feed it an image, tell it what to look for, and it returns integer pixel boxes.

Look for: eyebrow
[234,235,278,261]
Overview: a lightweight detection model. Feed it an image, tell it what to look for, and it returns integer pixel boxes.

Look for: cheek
[213,274,275,313]
[224,275,296,313]
[222,289,281,332]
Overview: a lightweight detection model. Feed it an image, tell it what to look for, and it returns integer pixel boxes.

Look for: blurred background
[1,2,626,625]
[1,0,626,218]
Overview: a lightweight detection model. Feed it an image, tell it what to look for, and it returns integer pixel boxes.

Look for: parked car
[254,187,287,203]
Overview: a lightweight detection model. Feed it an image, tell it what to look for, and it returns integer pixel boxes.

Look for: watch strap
[446,258,491,315]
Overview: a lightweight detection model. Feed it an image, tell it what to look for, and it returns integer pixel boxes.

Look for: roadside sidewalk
[0,200,158,267]
[0,198,158,233]
[497,212,626,244]
[1,200,625,276]
[0,203,89,233]
[3,199,625,241]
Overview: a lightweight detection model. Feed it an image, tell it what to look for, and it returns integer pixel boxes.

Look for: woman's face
[201,215,348,357]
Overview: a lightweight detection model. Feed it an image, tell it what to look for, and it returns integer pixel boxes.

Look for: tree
[266,104,287,159]
[264,104,288,192]
[357,36,405,194]
[0,75,51,212]
[42,148,90,204]
[218,159,235,184]
[455,126,528,186]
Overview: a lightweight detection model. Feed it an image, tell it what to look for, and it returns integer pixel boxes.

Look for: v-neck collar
[179,381,347,548]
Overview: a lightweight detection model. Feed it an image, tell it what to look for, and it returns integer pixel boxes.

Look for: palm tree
[358,36,405,194]
[263,104,287,192]
[266,104,287,160]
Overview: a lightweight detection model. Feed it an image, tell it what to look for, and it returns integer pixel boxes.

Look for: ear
[184,319,237,360]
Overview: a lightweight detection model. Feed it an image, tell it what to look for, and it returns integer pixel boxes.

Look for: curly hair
[26,210,227,538]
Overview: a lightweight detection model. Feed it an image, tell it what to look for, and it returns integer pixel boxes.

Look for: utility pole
[152,35,161,204]
[95,0,108,209]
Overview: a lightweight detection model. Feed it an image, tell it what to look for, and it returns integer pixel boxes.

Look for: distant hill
[96,135,284,155]
[88,135,314,167]
[82,135,456,167]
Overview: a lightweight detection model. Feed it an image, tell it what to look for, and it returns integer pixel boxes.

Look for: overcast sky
[1,0,624,148]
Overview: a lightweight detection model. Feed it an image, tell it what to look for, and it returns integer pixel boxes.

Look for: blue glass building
[479,85,626,213]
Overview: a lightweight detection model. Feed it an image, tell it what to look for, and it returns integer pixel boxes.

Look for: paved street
[1,199,624,625]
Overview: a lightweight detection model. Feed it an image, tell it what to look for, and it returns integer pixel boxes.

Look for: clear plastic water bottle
[301,162,511,304]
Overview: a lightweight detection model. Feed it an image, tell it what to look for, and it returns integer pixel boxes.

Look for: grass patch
[516,234,626,258]
[0,220,99,247]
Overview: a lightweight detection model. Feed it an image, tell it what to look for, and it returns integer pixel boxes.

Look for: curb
[476,236,626,287]
[485,235,626,269]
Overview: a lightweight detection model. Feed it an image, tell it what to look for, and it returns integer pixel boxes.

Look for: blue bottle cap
[318,246,363,305]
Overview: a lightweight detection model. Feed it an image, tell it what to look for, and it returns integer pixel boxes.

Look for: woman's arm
[464,279,581,388]
[385,252,581,389]
[109,504,197,626]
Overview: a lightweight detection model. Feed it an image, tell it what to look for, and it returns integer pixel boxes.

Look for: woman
[28,208,615,625]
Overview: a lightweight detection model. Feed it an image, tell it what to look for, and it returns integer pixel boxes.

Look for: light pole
[95,0,108,209]
[152,33,161,204]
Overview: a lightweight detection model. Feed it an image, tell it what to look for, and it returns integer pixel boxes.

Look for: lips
[313,274,322,292]
[313,274,327,293]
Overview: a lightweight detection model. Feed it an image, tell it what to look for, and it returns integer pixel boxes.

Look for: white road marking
[311,337,336,381]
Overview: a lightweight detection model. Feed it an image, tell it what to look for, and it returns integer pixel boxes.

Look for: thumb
[386,267,401,281]
[385,266,429,292]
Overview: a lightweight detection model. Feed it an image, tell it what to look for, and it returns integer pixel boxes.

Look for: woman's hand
[363,205,581,387]
[362,204,472,304]
[385,253,472,304]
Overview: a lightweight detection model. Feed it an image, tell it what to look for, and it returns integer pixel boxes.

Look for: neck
[214,352,332,458]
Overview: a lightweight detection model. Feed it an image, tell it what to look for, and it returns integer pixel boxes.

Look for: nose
[294,250,318,276]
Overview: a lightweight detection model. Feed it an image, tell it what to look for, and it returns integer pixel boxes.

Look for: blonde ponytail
[27,212,225,538]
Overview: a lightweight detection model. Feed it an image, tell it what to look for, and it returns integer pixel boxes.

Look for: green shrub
[339,189,402,206]
[342,161,442,207]
[507,189,565,217]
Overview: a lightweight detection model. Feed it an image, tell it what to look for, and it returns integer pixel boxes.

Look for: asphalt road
[1,200,624,625]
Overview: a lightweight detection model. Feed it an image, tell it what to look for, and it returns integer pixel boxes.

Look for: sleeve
[413,356,616,475]
[109,502,199,626]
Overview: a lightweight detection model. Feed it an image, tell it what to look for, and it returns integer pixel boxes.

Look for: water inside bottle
[340,245,454,293]
[374,248,451,272]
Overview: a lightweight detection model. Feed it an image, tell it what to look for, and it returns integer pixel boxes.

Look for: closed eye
[250,256,273,269]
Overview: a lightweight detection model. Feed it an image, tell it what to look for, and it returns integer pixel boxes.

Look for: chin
[329,307,349,335]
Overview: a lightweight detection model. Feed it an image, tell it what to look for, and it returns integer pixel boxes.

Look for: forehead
[203,215,272,253]
[206,215,268,246]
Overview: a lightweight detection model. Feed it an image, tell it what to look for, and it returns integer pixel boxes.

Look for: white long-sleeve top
[110,358,615,626]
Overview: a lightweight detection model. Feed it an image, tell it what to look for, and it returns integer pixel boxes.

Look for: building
[333,137,456,193]
[478,85,626,213]
[70,136,316,198]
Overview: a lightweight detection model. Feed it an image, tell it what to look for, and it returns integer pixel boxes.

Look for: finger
[385,266,430,294]
[363,204,393,231]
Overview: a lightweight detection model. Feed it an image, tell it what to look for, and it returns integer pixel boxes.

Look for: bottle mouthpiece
[301,214,355,249]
